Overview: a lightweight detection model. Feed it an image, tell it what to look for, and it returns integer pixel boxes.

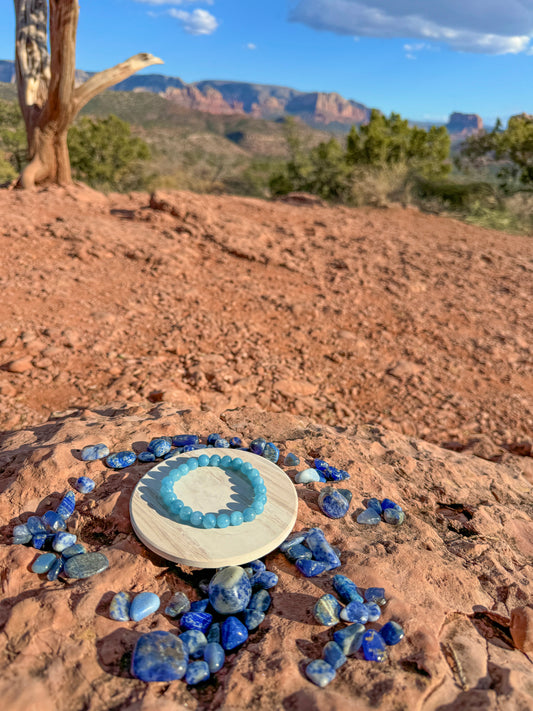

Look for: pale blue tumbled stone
[357,508,381,525]
[138,451,156,463]
[63,552,109,579]
[286,543,312,562]
[130,592,160,621]
[204,642,225,673]
[52,532,76,552]
[323,641,347,670]
[243,608,265,630]
[148,438,172,457]
[13,524,32,544]
[179,630,207,658]
[314,594,342,626]
[56,492,75,520]
[208,566,252,614]
[318,488,350,519]
[221,616,248,650]
[284,452,300,467]
[295,559,330,577]
[333,574,364,604]
[305,529,341,570]
[47,557,64,581]
[365,603,382,621]
[165,591,190,617]
[110,592,132,621]
[362,629,388,661]
[305,660,336,688]
[180,611,212,634]
[81,443,109,461]
[295,468,320,484]
[248,589,271,612]
[32,552,57,574]
[105,451,136,469]
[249,571,278,589]
[62,543,86,558]
[333,623,365,655]
[185,660,210,685]
[131,631,187,681]
[340,601,369,624]
[74,476,95,494]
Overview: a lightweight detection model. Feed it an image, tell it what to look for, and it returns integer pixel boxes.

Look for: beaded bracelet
[159,454,267,528]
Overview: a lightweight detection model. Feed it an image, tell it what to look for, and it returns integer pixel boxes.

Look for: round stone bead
[209,454,221,467]
[190,511,204,527]
[180,506,192,522]
[208,566,252,614]
[216,514,230,528]
[198,454,209,467]
[230,511,244,526]
[169,500,183,515]
[202,513,217,529]
[243,508,256,522]
[231,457,243,469]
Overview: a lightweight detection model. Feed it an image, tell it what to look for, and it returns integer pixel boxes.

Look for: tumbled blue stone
[313,459,329,472]
[337,488,353,504]
[32,533,48,549]
[63,552,109,579]
[263,442,279,463]
[204,642,225,673]
[286,544,312,562]
[381,498,402,511]
[138,451,156,463]
[206,622,221,644]
[105,451,136,469]
[185,660,210,685]
[182,444,203,452]
[62,543,86,558]
[305,660,336,688]
[56,491,75,520]
[246,559,266,573]
[380,621,405,645]
[365,603,382,621]
[249,437,266,455]
[47,557,64,581]
[109,592,132,621]
[74,476,95,494]
[26,516,46,535]
[305,528,341,570]
[41,510,66,532]
[284,452,300,467]
[333,623,365,655]
[318,488,350,519]
[81,443,109,461]
[364,587,386,605]
[214,438,230,448]
[317,471,327,482]
[221,616,248,650]
[172,434,199,447]
[190,599,210,613]
[13,524,32,544]
[207,433,221,445]
[229,436,242,448]
[362,629,387,661]
[147,437,171,457]
[179,630,207,658]
[53,532,76,552]
[314,594,342,626]
[340,601,369,624]
[130,592,160,621]
[32,552,57,574]
[249,571,278,589]
[357,508,381,525]
[208,566,252,614]
[295,559,330,577]
[165,591,190,617]
[132,631,187,681]
[323,641,347,670]
[295,468,320,484]
[248,589,271,612]
[367,498,382,514]
[242,608,265,630]
[181,611,212,633]
[279,533,306,553]
[326,467,346,482]
[383,508,405,525]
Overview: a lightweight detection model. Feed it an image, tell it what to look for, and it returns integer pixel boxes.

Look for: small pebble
[249,571,278,589]
[357,508,381,525]
[214,438,230,448]
[318,487,350,519]
[52,532,76,552]
[263,442,279,463]
[221,616,248,650]
[13,524,32,545]
[130,592,160,621]
[185,660,210,685]
[63,552,109,579]
[248,589,271,612]
[249,437,266,455]
[74,476,95,494]
[179,630,207,658]
[110,592,132,621]
[147,438,172,457]
[340,601,369,624]
[365,602,381,621]
[165,591,191,617]
[180,612,212,634]
[364,587,386,605]
[284,452,300,466]
[380,620,405,645]
[81,443,109,461]
[286,543,313,562]
[362,629,387,662]
[31,552,57,574]
[367,498,382,513]
[305,528,341,570]
[333,575,363,603]
[242,608,265,630]
[295,468,320,484]
[138,451,156,463]
[305,660,336,688]
[314,594,342,626]
[56,492,75,520]
[41,511,66,532]
[295,559,330,577]
[204,642,225,673]
[131,631,187,681]
[381,498,402,511]
[333,623,365,655]
[47,557,64,581]
[279,533,306,553]
[323,641,347,670]
[208,566,252,614]
[106,451,136,469]
[172,434,199,447]
[62,543,86,558]
[383,508,405,525]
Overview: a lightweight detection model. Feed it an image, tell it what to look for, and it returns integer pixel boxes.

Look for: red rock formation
[447,112,484,135]
[163,86,245,115]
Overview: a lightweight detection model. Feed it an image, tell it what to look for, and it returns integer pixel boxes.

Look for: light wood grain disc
[130,448,298,568]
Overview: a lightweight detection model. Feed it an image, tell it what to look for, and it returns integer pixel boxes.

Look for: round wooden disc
[130,448,298,568]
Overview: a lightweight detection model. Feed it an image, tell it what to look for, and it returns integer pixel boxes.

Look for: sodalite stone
[207,433,221,445]
[229,437,242,448]
[295,468,320,484]
[221,616,248,650]
[286,544,312,562]
[380,621,405,645]
[204,642,225,673]
[279,533,306,553]
[190,599,210,613]
[179,630,207,658]
[13,524,32,544]
[314,594,342,626]
[248,589,271,612]
[323,641,347,670]
[263,442,279,463]
[172,434,199,447]
[81,443,109,461]
[105,451,136,469]
[305,528,341,570]
[138,451,156,463]
[47,557,64,581]
[165,591,190,617]
[62,543,86,558]
[367,498,382,514]
[364,587,386,605]
[243,609,265,630]
[64,552,109,579]
[130,592,160,621]
[27,516,46,535]
[56,492,75,520]
[249,571,278,589]
[110,592,132,621]
[32,552,57,574]
[305,660,336,688]
[148,438,172,457]
[214,438,230,448]
[295,559,329,577]
[340,601,369,624]
[318,487,351,519]
[383,508,405,525]
[208,566,252,614]
[131,631,188,682]
[249,437,266,455]
[206,622,220,644]
[32,533,48,549]
[357,508,381,525]
[180,612,212,633]
[52,532,76,552]
[185,660,210,685]
[42,510,66,532]
[75,476,95,494]
[365,603,381,621]
[333,623,365,655]
[284,452,300,467]
[246,559,266,573]
[362,629,387,661]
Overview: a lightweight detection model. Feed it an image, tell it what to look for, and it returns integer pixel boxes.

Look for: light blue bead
[32,552,57,574]
[204,642,225,673]
[130,592,160,621]
[190,511,204,527]
[365,603,381,621]
[243,508,256,522]
[180,506,192,522]
[323,641,347,670]
[179,630,207,658]
[74,476,95,494]
[220,455,232,467]
[185,660,210,685]
[198,454,209,467]
[203,513,216,529]
[230,511,243,526]
[216,514,230,528]
[208,566,252,614]
[186,458,198,470]
[230,457,243,469]
[110,592,132,621]
[305,660,336,688]
[52,532,76,552]
[209,454,221,467]
[169,500,183,515]
[251,501,265,515]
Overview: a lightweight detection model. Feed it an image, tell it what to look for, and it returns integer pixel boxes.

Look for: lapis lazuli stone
[340,601,369,624]
[279,533,306,553]
[284,452,300,467]
[313,459,329,472]
[32,533,48,549]
[305,529,341,570]
[208,566,252,614]
[172,434,199,447]
[138,451,156,463]
[362,629,387,661]
[246,559,266,573]
[148,438,172,457]
[56,492,75,520]
[204,642,225,673]
[74,476,95,494]
[81,443,109,461]
[249,437,266,455]
[221,616,248,651]
[132,631,188,681]
[13,524,32,544]
[53,532,76,552]
[357,508,381,525]
[317,471,327,482]
[180,630,207,658]
[314,594,342,626]
[190,599,210,613]
[364,603,381,621]
[323,641,347,670]
[185,660,210,685]
[286,544,312,562]
[32,552,57,574]
[295,468,320,484]
[62,543,86,558]
[229,437,242,448]
[367,498,382,514]
[364,587,386,605]
[165,591,190,617]
[243,608,265,630]
[318,488,350,519]
[63,552,109,579]
[305,660,336,688]
[206,622,220,644]
[295,559,330,577]
[180,611,212,633]
[26,516,46,535]
[207,433,221,445]
[106,451,136,469]
[263,442,279,463]
[248,589,271,612]
[380,621,405,645]
[110,592,132,621]
[249,571,278,589]
[333,623,365,655]
[383,508,405,525]
[130,592,160,621]
[47,556,64,581]
[214,438,230,448]
[381,499,402,511]
[41,510,66,532]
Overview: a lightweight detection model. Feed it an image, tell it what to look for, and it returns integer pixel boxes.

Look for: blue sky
[2,0,532,124]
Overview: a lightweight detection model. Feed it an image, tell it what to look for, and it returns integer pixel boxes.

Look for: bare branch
[14,0,50,108]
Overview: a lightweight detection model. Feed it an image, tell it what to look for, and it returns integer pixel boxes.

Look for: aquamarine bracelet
[159,454,267,528]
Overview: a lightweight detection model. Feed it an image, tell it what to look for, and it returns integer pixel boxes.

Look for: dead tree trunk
[14,0,163,188]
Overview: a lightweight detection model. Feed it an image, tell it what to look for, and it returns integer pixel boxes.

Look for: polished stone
[74,476,96,494]
[295,558,330,577]
[305,528,341,570]
[333,623,365,656]
[172,434,199,447]
[110,592,132,621]
[221,616,248,650]
[313,459,329,472]
[180,611,212,634]
[204,642,225,673]
[364,603,382,622]
[323,641,347,670]
[165,591,191,617]
[318,488,350,519]
[27,516,47,536]
[279,533,306,553]
[362,629,387,661]
[295,468,320,484]
[208,566,252,614]
[147,438,172,457]
[190,599,210,613]
[383,508,405,525]
[248,589,271,612]
[63,552,109,579]
[246,559,266,573]
[105,451,136,469]
[206,622,221,644]
[214,438,230,448]
[263,442,279,463]
[340,601,369,624]
[32,533,48,549]
[131,631,188,682]
[179,630,207,658]
[13,524,32,544]
[380,620,405,645]
[207,433,221,445]
[41,510,66,532]
[130,592,160,621]
[138,451,156,463]
[367,498,382,514]
[185,660,210,685]
[314,594,342,626]
[229,436,242,448]
[305,660,336,688]
[31,552,57,574]
[47,557,64,581]
[364,587,386,605]
[56,492,75,520]
[81,443,109,461]
[381,498,402,511]
[249,571,278,589]
[284,452,300,467]
[52,532,77,552]
[242,608,265,630]
[286,543,313,562]
[62,543,86,558]
[249,437,266,455]
[356,508,381,525]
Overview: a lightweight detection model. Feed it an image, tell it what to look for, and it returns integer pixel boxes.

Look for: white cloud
[405,53,416,60]
[290,0,533,54]
[168,8,218,35]
[246,43,257,50]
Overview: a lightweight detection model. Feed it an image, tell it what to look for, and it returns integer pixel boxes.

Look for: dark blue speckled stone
[56,492,75,520]
[32,552,57,574]
[249,571,278,589]
[380,621,404,645]
[305,528,341,570]
[383,508,405,525]
[172,434,199,447]
[340,601,369,624]
[47,557,64,581]
[242,608,265,630]
[362,629,387,661]
[148,438,172,457]
[318,488,350,519]
[207,433,221,445]
[279,533,306,553]
[313,459,329,472]
[13,524,32,544]
[204,642,225,673]
[323,641,347,670]
[248,589,271,613]
[364,587,386,605]
[284,452,300,467]
[52,531,76,552]
[179,630,207,658]
[295,558,330,577]
[32,533,48,549]
[185,660,210,685]
[357,508,381,525]
[74,476,95,494]
[26,516,46,535]
[229,437,242,448]
[105,451,136,469]
[180,611,212,633]
[63,552,109,579]
[249,437,266,455]
[314,594,342,626]
[138,451,156,463]
[221,616,248,650]
[62,543,86,558]
[263,442,279,463]
[132,631,188,681]
[333,623,365,656]
[246,559,266,573]
[81,443,109,461]
[305,660,336,688]
[130,592,160,621]
[190,599,210,613]
[208,566,252,614]
[286,543,313,562]
[109,592,131,621]
[41,510,66,532]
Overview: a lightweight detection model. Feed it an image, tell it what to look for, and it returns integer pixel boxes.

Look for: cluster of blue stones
[295,458,349,484]
[124,561,277,684]
[357,498,405,526]
[280,527,342,577]
[306,577,405,687]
